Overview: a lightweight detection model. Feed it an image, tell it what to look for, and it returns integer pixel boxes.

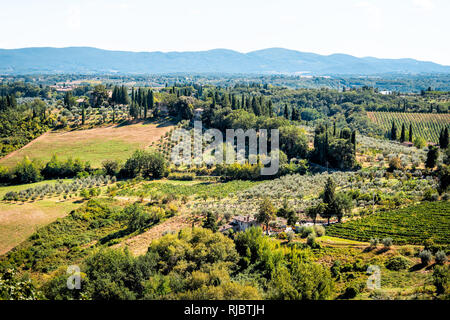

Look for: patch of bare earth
[115,214,193,256]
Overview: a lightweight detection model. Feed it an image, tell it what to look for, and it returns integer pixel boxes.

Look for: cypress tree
[81,105,86,125]
[409,123,413,142]
[390,121,397,140]
[440,127,449,149]
[426,146,439,169]
[147,90,154,116]
[400,123,406,142]
[284,104,289,119]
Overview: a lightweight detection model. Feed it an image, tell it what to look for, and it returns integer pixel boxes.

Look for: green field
[367,112,450,143]
[0,120,174,168]
[326,201,450,245]
[117,179,261,200]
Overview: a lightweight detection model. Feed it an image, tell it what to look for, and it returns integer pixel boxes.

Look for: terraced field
[367,112,450,143]
[327,201,450,245]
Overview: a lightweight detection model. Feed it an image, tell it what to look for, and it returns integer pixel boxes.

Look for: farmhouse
[402,141,414,147]
[233,215,258,231]
[220,215,259,233]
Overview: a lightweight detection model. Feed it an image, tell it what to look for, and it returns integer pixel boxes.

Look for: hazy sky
[1,0,449,65]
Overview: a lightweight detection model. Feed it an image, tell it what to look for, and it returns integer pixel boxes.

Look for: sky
[0,0,449,65]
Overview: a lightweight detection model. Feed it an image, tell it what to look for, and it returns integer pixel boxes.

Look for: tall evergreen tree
[400,123,406,142]
[351,131,356,150]
[147,90,154,117]
[390,121,397,140]
[409,123,413,142]
[426,146,439,169]
[81,105,86,125]
[440,127,449,149]
[284,104,289,119]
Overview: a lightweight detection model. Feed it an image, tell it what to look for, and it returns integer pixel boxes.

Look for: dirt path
[114,214,192,256]
[0,131,49,162]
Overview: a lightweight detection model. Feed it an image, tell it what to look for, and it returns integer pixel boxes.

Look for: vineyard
[326,201,450,245]
[367,112,450,143]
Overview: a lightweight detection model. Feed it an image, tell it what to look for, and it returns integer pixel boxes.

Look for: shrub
[306,233,318,248]
[385,256,411,271]
[419,250,432,265]
[342,281,365,299]
[381,237,393,248]
[122,150,168,179]
[12,157,42,184]
[102,160,121,176]
[423,188,439,201]
[299,226,315,238]
[388,157,403,172]
[126,203,153,232]
[435,250,448,265]
[313,225,325,237]
[433,265,449,295]
[370,238,379,247]
[42,155,91,179]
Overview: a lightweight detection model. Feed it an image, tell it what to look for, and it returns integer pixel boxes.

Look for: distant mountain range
[0,47,449,75]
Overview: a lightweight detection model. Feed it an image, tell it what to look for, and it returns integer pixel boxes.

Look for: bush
[435,250,448,265]
[388,157,403,172]
[381,237,393,248]
[102,160,121,176]
[419,250,432,265]
[42,155,91,179]
[423,188,439,201]
[12,157,42,184]
[385,256,411,271]
[341,281,365,299]
[370,238,379,247]
[306,233,318,248]
[313,225,325,237]
[126,203,153,232]
[121,150,168,179]
[299,226,315,238]
[433,265,449,295]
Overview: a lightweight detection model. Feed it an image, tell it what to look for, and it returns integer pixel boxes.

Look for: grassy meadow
[0,120,174,168]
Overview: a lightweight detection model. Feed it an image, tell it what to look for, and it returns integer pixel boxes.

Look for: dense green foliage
[121,150,168,179]
[0,97,51,157]
[36,226,333,300]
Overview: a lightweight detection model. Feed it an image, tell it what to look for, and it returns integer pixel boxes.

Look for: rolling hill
[0,47,449,75]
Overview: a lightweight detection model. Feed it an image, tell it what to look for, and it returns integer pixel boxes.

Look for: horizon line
[0,46,447,66]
